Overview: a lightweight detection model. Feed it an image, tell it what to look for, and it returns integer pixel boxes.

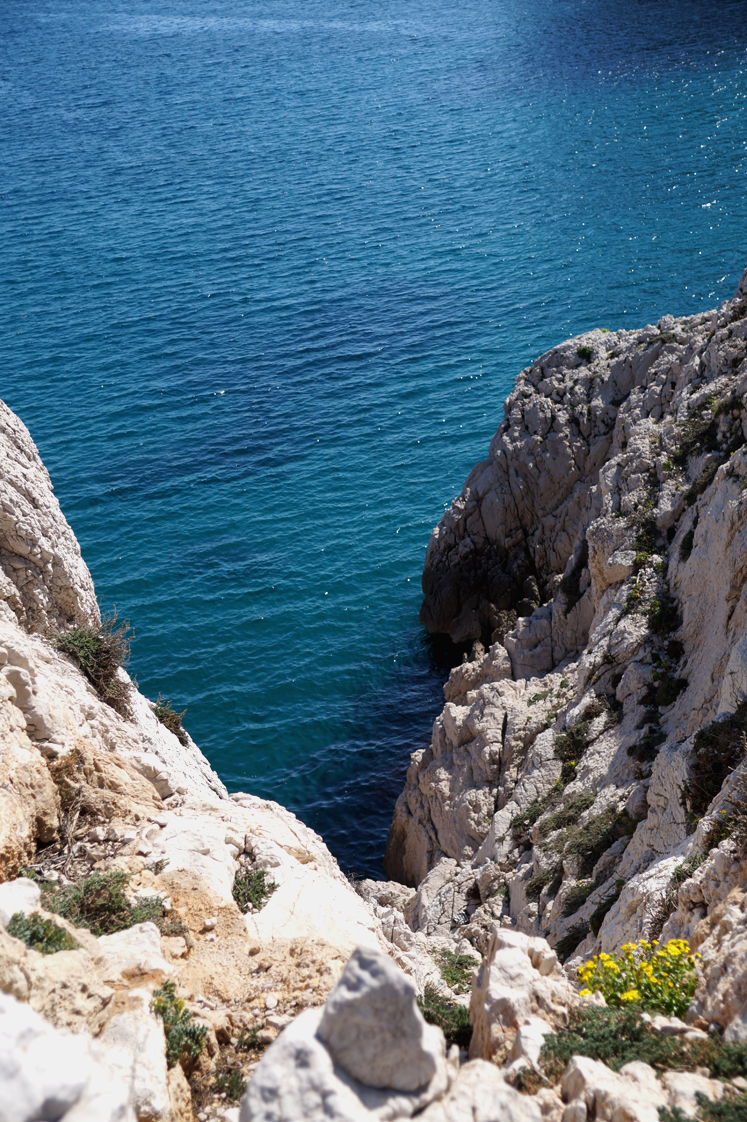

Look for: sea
[1,0,745,876]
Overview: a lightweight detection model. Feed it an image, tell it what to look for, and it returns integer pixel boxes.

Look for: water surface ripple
[1,0,746,874]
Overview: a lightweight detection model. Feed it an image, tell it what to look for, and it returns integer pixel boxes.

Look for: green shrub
[628,726,665,763]
[539,1006,747,1086]
[555,922,591,963]
[526,864,562,901]
[577,345,594,362]
[564,808,635,877]
[686,459,723,506]
[656,674,688,707]
[649,597,681,636]
[511,785,561,845]
[150,981,207,1068]
[555,721,591,782]
[590,880,624,935]
[685,702,747,820]
[42,870,180,937]
[671,411,718,468]
[661,1093,747,1121]
[154,695,188,745]
[539,792,596,837]
[7,912,77,954]
[680,529,695,561]
[417,986,471,1049]
[52,611,133,717]
[232,869,277,914]
[673,853,706,886]
[562,880,594,918]
[436,950,475,994]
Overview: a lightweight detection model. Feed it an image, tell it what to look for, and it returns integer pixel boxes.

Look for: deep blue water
[1,0,746,876]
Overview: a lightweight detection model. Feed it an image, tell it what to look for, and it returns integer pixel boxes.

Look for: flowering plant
[577,939,701,1018]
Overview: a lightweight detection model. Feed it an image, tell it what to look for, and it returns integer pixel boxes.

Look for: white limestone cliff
[384,267,747,1035]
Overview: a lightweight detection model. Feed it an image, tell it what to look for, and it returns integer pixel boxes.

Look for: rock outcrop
[384,268,747,1037]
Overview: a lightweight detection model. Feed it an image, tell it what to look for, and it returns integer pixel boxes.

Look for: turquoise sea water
[1,0,746,875]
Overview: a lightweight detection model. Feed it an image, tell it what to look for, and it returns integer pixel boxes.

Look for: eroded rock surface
[386,270,747,1032]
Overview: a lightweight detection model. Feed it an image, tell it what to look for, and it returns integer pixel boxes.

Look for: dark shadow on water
[228,626,455,880]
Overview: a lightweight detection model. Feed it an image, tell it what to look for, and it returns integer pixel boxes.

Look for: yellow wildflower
[620,989,640,1002]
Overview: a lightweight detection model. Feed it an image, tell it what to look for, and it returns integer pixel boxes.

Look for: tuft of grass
[554,721,591,783]
[562,880,594,918]
[417,986,471,1049]
[212,1068,246,1102]
[686,458,724,506]
[151,981,208,1068]
[436,950,475,994]
[673,852,706,885]
[232,868,277,914]
[671,410,718,468]
[628,726,665,764]
[42,870,182,938]
[539,791,596,838]
[656,674,688,708]
[7,912,77,954]
[554,721,591,761]
[685,702,747,821]
[154,695,188,745]
[52,610,134,717]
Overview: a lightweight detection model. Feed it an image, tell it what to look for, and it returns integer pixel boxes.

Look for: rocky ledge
[4,269,747,1122]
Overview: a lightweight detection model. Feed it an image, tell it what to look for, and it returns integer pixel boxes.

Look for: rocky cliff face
[385,267,747,996]
[7,268,747,1122]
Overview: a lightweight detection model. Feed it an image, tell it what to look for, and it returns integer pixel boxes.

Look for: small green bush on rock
[232,868,277,914]
[686,702,747,822]
[417,986,471,1049]
[154,695,189,745]
[661,1093,747,1121]
[436,949,475,994]
[7,912,77,954]
[589,880,624,936]
[151,981,208,1067]
[42,870,179,937]
[539,1005,747,1086]
[539,792,596,838]
[52,610,133,717]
